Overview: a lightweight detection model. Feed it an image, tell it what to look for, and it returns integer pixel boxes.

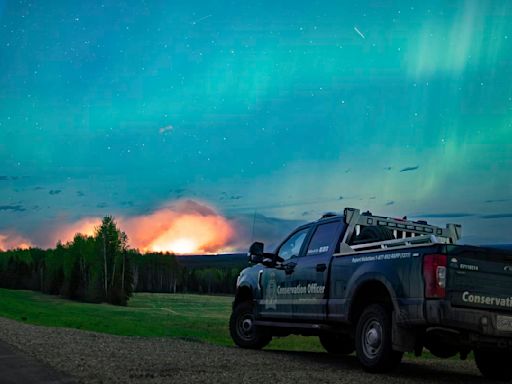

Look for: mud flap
[392,311,417,352]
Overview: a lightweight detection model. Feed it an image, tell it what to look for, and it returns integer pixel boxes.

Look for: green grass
[0,288,463,359]
[0,288,323,352]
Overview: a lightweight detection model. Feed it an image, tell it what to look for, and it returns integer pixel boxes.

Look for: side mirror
[249,241,264,255]
[248,241,264,264]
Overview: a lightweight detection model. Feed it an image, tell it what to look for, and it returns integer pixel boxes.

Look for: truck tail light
[423,254,447,298]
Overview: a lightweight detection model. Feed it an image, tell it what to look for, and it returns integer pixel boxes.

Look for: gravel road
[0,317,495,384]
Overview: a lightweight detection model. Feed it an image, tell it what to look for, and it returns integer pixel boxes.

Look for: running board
[254,320,334,331]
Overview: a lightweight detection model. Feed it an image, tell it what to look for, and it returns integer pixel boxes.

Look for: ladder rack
[338,207,462,254]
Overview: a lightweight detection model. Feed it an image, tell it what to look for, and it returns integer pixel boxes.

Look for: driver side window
[277,228,309,261]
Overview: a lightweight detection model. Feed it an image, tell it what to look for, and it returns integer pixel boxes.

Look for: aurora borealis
[0,0,511,250]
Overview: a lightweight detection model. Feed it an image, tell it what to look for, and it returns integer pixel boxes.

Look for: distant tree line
[0,216,244,305]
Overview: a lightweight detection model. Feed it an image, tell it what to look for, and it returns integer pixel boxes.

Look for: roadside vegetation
[0,216,245,306]
[0,288,323,352]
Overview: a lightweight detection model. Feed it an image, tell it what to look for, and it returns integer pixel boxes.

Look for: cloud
[158,125,174,134]
[0,205,26,212]
[220,192,243,201]
[0,176,25,181]
[0,232,32,251]
[412,213,475,218]
[400,166,419,172]
[480,213,512,219]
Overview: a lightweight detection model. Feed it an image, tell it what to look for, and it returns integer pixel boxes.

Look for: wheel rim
[236,312,256,341]
[361,318,383,359]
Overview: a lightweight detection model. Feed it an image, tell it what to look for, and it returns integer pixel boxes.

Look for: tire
[475,348,512,381]
[355,304,403,373]
[319,334,355,355]
[229,302,271,349]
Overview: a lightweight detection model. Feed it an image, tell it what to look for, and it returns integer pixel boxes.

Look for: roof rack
[337,208,462,254]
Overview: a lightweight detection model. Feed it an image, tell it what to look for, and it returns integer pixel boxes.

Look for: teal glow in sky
[0,0,511,248]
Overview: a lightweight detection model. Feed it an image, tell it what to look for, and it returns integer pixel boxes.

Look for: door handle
[284,262,296,274]
[316,263,327,272]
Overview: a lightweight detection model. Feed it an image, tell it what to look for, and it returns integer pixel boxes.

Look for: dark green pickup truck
[229,208,512,380]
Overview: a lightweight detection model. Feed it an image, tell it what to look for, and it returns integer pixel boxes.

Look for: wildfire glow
[1,200,235,254]
[0,232,32,251]
[152,238,196,254]
[122,200,234,254]
[54,217,99,244]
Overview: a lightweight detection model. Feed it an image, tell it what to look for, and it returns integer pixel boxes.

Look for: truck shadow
[264,350,492,383]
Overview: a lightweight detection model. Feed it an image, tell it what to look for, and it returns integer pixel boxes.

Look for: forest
[0,216,245,305]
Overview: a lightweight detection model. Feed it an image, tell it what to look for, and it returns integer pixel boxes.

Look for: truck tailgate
[446,245,512,313]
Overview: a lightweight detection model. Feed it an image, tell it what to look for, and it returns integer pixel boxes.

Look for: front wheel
[319,334,355,355]
[229,302,271,349]
[355,304,403,373]
[475,349,512,381]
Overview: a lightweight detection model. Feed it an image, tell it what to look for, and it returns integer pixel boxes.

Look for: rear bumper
[425,300,512,349]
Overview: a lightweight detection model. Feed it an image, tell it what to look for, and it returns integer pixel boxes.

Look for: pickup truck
[229,208,512,380]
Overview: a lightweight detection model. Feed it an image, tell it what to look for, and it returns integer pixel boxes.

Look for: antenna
[251,210,257,242]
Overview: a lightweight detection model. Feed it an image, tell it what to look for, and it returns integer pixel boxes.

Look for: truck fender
[345,273,400,322]
[233,266,263,307]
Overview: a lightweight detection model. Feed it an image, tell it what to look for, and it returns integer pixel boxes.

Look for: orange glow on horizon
[0,233,33,251]
[122,201,234,254]
[151,238,197,254]
[1,200,235,254]
[53,217,99,245]
[141,214,233,254]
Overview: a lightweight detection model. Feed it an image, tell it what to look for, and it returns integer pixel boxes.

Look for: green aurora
[0,0,511,248]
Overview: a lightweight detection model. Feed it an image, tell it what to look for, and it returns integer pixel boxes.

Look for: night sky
[0,0,511,250]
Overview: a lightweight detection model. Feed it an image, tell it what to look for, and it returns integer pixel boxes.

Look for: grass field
[0,288,323,352]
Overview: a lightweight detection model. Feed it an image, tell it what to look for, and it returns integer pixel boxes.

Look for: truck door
[257,226,310,319]
[290,220,343,321]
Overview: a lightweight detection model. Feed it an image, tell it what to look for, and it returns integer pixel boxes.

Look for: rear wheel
[319,334,354,355]
[355,304,403,372]
[475,348,512,381]
[229,302,271,349]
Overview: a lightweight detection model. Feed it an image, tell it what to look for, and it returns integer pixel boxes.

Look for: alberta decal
[264,272,278,310]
